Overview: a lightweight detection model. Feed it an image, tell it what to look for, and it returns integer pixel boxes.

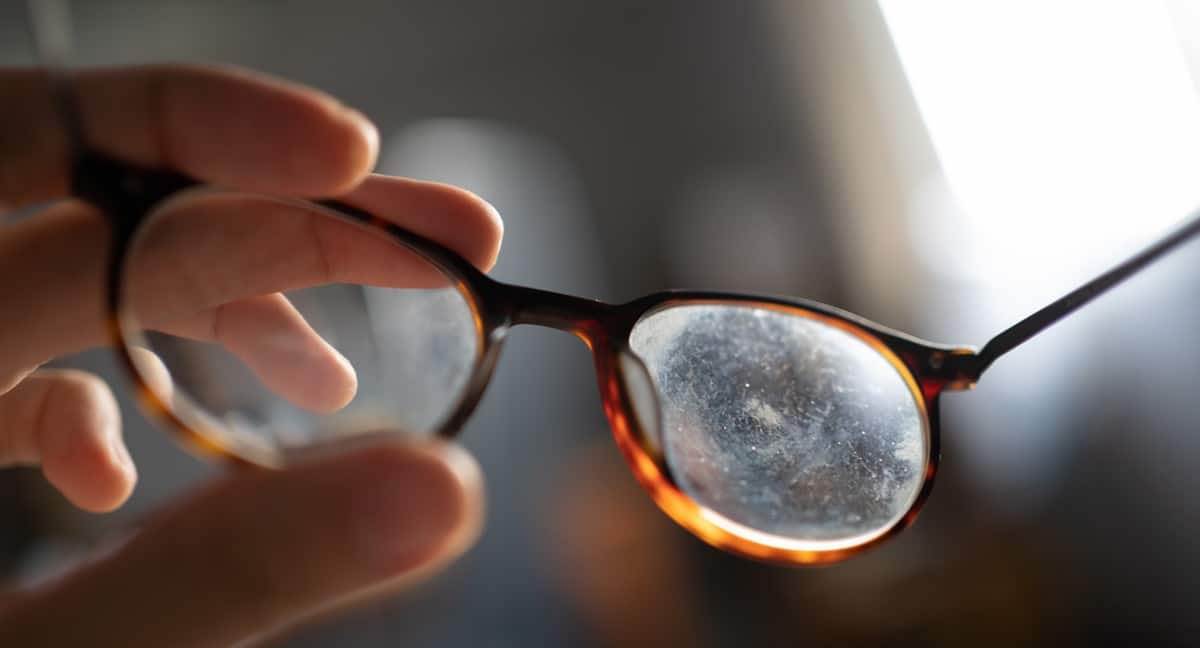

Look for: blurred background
[3,0,1200,645]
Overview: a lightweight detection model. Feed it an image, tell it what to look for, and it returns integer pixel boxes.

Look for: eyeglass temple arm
[966,208,1200,380]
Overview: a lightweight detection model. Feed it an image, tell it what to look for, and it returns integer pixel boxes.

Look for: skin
[0,64,502,646]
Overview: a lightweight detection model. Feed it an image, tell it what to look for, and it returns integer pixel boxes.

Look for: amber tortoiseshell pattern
[81,149,981,563]
[77,144,1200,565]
[32,0,1200,564]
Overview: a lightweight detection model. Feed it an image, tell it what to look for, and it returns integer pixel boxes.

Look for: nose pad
[617,350,664,458]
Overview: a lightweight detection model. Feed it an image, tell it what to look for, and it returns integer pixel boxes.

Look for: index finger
[125,175,504,331]
[0,174,503,374]
[1,64,378,208]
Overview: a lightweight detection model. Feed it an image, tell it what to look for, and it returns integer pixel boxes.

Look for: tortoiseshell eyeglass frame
[75,139,1200,564]
[27,0,1200,569]
[74,145,969,563]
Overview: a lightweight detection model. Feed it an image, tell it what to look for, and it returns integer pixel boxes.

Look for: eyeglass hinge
[923,348,982,391]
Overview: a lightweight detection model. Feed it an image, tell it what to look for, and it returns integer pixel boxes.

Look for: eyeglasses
[30,1,1200,566]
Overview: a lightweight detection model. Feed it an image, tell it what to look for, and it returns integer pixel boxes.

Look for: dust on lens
[629,303,928,544]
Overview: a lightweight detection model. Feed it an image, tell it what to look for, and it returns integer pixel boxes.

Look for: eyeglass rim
[603,298,944,563]
[95,165,973,564]
[108,187,497,468]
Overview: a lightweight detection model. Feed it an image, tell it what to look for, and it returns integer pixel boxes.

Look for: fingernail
[99,398,132,472]
[483,198,504,231]
[340,107,380,163]
[108,427,136,479]
[351,443,482,575]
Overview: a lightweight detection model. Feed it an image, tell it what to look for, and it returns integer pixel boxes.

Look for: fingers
[0,173,502,375]
[1,65,378,207]
[125,177,502,319]
[0,204,114,373]
[167,293,358,413]
[0,370,135,512]
[343,174,504,274]
[1,441,485,648]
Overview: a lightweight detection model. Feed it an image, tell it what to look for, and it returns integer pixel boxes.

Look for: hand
[0,64,500,646]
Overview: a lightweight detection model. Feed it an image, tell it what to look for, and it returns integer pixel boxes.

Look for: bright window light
[879,0,1200,284]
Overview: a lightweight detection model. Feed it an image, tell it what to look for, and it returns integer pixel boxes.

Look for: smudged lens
[628,303,928,546]
[118,188,481,464]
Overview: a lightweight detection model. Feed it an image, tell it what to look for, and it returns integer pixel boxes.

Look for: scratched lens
[628,303,929,546]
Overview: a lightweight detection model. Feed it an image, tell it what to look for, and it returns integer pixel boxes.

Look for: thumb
[0,440,484,648]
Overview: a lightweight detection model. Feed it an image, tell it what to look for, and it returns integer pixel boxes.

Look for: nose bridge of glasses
[496,282,614,340]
